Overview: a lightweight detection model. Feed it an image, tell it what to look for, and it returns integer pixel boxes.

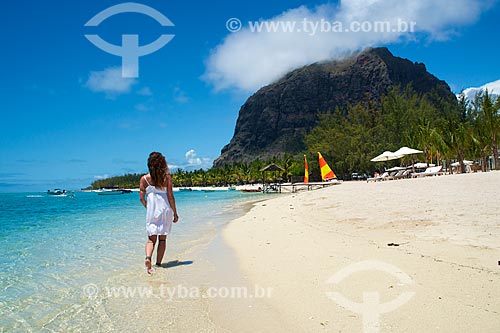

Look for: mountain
[460,79,500,101]
[213,47,456,167]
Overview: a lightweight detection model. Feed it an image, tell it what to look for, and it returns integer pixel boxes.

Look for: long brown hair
[147,152,169,188]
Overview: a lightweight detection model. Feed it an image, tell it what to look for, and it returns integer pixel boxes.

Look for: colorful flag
[318,152,337,181]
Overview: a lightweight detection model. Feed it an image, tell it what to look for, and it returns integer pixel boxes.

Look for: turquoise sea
[0,190,262,332]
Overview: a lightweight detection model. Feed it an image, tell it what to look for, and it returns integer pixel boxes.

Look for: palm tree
[437,100,471,173]
[249,159,264,183]
[469,122,491,171]
[238,162,252,183]
[280,153,295,182]
[480,90,500,169]
[231,162,245,184]
[440,119,467,173]
[416,119,441,165]
[402,129,421,168]
[172,169,187,186]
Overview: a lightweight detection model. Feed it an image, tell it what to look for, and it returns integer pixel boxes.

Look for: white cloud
[204,0,495,92]
[85,67,137,97]
[94,174,109,180]
[185,149,202,165]
[461,79,500,101]
[184,149,213,168]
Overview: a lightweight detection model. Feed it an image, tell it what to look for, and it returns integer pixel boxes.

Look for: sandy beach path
[224,172,500,332]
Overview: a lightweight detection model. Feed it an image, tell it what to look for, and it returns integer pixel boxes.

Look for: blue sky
[1,0,499,191]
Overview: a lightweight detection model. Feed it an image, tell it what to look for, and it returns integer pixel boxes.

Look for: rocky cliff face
[213,47,455,167]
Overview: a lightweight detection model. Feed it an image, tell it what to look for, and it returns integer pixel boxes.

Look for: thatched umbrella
[260,163,284,184]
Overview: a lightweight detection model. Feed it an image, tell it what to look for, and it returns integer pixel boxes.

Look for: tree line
[305,86,500,178]
[87,156,297,189]
[87,85,500,189]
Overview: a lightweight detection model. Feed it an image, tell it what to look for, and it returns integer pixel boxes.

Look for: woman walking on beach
[140,152,179,274]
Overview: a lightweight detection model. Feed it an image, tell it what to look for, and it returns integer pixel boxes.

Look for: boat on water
[241,189,262,193]
[47,189,66,196]
[47,189,75,198]
[96,188,133,195]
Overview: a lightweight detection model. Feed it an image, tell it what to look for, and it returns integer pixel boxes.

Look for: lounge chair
[367,172,389,182]
[411,166,432,177]
[424,165,443,176]
[411,165,443,178]
[393,169,411,179]
[387,170,405,180]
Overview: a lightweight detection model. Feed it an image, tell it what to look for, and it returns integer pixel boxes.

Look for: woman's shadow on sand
[157,260,193,269]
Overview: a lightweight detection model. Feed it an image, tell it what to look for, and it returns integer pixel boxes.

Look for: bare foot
[145,257,154,274]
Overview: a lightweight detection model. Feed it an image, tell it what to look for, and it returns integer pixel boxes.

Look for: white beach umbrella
[370,151,404,162]
[394,147,424,171]
[394,146,423,156]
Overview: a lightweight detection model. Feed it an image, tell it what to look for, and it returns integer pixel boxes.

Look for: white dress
[144,176,173,236]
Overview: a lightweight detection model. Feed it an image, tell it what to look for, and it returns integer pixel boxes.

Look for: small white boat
[47,189,75,198]
[97,189,132,195]
[47,189,66,196]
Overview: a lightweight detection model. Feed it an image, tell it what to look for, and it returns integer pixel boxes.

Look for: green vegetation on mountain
[87,48,500,188]
[87,86,499,189]
[213,47,456,166]
[304,86,499,178]
[305,85,447,178]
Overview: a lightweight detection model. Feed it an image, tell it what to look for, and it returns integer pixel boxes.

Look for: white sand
[223,172,500,332]
[173,184,265,192]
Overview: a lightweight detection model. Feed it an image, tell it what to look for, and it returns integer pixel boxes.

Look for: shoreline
[120,194,277,332]
[81,184,267,193]
[7,174,499,331]
[223,172,500,331]
[1,190,275,332]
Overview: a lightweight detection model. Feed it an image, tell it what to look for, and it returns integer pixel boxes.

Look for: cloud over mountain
[205,0,495,92]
